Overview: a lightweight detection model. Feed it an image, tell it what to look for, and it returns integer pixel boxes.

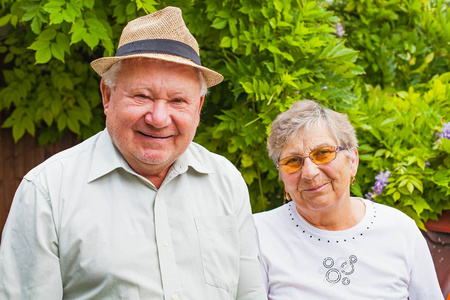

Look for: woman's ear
[350,147,359,177]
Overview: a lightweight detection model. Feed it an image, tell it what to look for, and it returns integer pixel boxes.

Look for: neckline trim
[286,199,377,243]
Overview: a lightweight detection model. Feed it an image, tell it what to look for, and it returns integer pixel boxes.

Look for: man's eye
[172,98,185,103]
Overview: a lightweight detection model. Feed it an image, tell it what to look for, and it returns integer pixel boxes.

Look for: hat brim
[91,53,224,88]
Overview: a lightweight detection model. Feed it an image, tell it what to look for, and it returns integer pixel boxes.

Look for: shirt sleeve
[255,222,269,294]
[408,226,444,300]
[234,176,268,300]
[0,178,63,299]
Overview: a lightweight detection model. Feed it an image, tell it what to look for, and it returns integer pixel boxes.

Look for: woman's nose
[300,157,320,179]
[144,100,171,128]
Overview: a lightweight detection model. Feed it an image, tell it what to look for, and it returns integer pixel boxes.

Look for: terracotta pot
[423,210,450,299]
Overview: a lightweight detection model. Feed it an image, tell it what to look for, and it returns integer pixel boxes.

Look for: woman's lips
[303,183,327,192]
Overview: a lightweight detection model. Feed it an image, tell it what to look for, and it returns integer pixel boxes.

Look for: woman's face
[279,125,359,215]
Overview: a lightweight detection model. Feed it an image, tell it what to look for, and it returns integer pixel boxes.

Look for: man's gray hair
[101,59,209,97]
[267,100,358,164]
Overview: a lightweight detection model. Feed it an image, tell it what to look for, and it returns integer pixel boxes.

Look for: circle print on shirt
[321,255,358,286]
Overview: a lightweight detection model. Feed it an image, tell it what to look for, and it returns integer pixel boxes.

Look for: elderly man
[0,7,266,300]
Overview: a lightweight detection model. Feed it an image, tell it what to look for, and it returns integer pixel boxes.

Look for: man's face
[101,58,204,182]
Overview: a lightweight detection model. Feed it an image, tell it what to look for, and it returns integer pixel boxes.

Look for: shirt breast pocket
[195,215,239,292]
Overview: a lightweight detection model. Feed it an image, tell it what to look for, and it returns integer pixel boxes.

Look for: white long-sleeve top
[254,199,444,300]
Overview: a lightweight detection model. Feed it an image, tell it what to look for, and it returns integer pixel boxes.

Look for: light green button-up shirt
[0,129,267,300]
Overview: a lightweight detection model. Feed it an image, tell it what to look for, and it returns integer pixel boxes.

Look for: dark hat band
[115,39,201,65]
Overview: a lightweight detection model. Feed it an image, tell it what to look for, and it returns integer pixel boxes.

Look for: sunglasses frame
[276,145,348,174]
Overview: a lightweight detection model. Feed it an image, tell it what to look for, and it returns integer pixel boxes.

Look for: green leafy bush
[348,73,450,228]
[189,0,361,212]
[331,0,450,227]
[331,0,450,89]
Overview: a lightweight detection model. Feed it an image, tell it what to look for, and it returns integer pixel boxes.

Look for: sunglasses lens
[310,146,337,164]
[279,156,303,173]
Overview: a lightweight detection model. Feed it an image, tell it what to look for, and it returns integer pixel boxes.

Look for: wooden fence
[0,112,80,241]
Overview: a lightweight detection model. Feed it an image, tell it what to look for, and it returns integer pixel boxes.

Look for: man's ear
[198,96,205,114]
[100,79,111,115]
[195,96,205,127]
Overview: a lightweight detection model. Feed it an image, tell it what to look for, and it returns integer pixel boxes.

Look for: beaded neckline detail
[287,200,377,243]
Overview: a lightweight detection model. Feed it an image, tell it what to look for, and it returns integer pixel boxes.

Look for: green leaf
[39,28,57,41]
[125,2,136,15]
[217,11,230,19]
[407,182,414,194]
[86,18,107,36]
[10,14,18,27]
[330,48,357,59]
[231,37,238,51]
[410,177,423,193]
[56,33,70,53]
[50,11,64,24]
[84,0,95,9]
[30,17,42,34]
[51,100,62,115]
[28,40,50,51]
[43,0,66,7]
[83,33,99,49]
[43,110,53,126]
[51,42,65,62]
[411,196,431,215]
[220,36,231,48]
[57,113,67,131]
[62,6,76,22]
[22,11,37,22]
[1,115,14,128]
[212,18,227,29]
[70,19,87,44]
[424,52,434,64]
[242,168,257,185]
[380,118,397,126]
[0,14,11,26]
[241,82,254,93]
[35,46,52,64]
[12,122,26,142]
[67,118,80,134]
[241,153,253,168]
[23,116,35,136]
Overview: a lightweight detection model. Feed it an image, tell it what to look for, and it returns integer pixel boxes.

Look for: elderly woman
[254,100,443,300]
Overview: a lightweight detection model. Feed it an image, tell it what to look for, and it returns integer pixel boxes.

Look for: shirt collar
[171,143,214,175]
[88,129,134,183]
[88,130,213,183]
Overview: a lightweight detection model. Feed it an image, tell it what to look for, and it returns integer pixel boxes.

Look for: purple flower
[366,170,390,201]
[335,23,345,37]
[437,122,450,141]
[365,192,375,201]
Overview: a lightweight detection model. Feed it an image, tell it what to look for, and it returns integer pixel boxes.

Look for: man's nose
[144,100,171,128]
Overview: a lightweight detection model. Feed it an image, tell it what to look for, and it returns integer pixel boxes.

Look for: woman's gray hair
[267,100,358,164]
[101,59,209,97]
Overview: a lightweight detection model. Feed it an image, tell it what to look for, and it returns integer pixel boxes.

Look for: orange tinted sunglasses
[276,145,348,174]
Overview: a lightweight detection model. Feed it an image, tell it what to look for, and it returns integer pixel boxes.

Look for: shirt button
[163,240,168,247]
[172,294,178,300]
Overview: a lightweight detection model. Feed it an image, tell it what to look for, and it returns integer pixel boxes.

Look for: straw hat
[91,6,223,88]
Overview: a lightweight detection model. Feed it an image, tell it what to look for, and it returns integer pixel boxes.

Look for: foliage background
[0,0,449,228]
